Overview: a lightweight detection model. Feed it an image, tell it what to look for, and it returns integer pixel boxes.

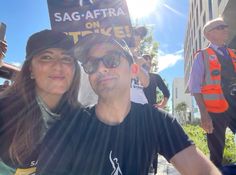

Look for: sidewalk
[156,155,180,175]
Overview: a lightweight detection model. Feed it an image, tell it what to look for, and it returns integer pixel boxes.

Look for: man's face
[207,25,229,44]
[143,55,152,71]
[86,43,132,98]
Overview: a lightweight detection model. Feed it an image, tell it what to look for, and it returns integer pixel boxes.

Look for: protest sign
[47,0,133,43]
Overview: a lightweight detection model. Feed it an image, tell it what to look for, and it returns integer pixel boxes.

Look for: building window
[200,0,202,13]
[203,13,206,25]
[199,29,201,49]
[192,1,194,14]
[175,88,178,99]
[196,6,199,27]
[195,39,198,52]
[208,0,213,19]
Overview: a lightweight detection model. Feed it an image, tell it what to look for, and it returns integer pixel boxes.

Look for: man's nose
[96,60,108,73]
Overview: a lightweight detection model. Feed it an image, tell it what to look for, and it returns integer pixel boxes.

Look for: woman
[129,26,150,104]
[0,29,81,174]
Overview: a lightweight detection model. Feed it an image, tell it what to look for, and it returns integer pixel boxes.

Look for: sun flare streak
[126,0,159,19]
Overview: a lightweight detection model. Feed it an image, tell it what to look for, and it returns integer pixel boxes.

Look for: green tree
[175,102,188,124]
[139,27,159,72]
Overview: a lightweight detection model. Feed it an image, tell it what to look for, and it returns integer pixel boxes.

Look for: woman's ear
[131,63,139,77]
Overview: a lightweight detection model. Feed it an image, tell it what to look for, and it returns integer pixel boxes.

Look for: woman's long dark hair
[2,57,81,165]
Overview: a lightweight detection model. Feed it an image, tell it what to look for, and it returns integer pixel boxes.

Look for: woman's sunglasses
[82,51,125,74]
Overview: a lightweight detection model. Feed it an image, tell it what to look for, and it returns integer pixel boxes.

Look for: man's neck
[210,40,225,47]
[95,96,131,125]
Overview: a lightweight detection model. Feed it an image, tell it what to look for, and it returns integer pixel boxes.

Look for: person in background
[0,80,10,92]
[143,54,170,109]
[37,33,221,175]
[143,54,170,175]
[188,17,236,168]
[130,26,150,104]
[0,29,81,175]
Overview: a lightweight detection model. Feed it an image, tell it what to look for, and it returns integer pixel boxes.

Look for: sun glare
[126,0,159,19]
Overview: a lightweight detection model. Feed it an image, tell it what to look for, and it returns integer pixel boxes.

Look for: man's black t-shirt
[144,73,170,105]
[38,103,192,175]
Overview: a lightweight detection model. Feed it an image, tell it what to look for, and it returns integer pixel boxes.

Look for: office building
[184,0,236,89]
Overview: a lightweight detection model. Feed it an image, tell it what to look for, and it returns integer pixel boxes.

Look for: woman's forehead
[34,48,71,57]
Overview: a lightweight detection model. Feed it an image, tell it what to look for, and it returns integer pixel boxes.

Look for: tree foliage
[139,27,159,72]
[175,102,187,113]
[183,125,236,164]
[175,102,188,124]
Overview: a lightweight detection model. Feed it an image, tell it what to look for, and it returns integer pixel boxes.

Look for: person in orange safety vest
[188,17,236,168]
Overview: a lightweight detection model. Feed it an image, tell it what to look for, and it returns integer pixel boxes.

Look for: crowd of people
[0,16,235,175]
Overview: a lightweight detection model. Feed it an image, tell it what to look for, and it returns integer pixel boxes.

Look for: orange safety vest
[200,47,236,113]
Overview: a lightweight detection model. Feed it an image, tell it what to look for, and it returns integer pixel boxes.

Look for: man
[38,33,221,175]
[188,17,236,168]
[143,54,170,174]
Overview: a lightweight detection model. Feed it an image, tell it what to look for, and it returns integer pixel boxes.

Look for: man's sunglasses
[213,25,228,31]
[82,51,124,74]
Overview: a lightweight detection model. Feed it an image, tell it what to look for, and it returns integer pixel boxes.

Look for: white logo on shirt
[109,151,122,175]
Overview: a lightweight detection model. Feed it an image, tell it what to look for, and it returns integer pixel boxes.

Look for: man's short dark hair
[133,26,148,39]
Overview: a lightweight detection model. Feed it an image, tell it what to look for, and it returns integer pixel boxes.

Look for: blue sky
[1,0,189,102]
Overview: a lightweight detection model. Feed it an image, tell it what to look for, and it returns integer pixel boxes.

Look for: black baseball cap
[26,29,74,59]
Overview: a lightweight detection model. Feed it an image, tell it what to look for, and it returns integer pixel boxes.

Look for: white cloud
[163,4,186,18]
[157,49,183,72]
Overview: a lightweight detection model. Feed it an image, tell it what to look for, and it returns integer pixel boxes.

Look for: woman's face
[30,48,75,99]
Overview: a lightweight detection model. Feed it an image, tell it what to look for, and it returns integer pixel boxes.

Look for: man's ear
[204,31,211,41]
[131,63,139,77]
